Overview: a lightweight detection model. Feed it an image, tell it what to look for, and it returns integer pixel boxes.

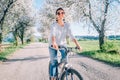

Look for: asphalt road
[0,42,120,80]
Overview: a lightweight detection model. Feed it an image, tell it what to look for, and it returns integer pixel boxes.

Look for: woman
[49,7,82,80]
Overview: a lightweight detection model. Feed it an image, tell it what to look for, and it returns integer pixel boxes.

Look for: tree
[10,4,34,45]
[12,25,19,46]
[0,0,17,51]
[0,0,16,43]
[17,16,32,45]
[1,0,35,45]
[11,0,35,45]
[55,0,120,49]
[74,0,120,49]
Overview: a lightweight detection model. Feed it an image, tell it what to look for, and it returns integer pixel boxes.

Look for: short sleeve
[50,23,56,37]
[67,23,75,40]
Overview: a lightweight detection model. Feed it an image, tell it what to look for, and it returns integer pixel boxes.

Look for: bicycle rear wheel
[61,68,83,80]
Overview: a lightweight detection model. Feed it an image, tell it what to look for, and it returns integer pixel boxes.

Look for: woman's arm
[72,39,82,51]
[50,23,58,50]
[52,36,58,50]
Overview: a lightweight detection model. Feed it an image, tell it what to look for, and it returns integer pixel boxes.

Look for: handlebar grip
[75,46,80,49]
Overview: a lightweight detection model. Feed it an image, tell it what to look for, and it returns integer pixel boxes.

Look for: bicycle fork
[65,68,74,80]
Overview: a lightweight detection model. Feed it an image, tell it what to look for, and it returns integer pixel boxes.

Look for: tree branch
[0,0,16,30]
[88,0,101,33]
[101,0,109,32]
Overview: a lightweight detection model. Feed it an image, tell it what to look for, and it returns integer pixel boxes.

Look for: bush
[26,39,31,43]
[102,41,119,54]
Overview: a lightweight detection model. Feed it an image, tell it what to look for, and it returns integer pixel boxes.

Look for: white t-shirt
[49,22,75,46]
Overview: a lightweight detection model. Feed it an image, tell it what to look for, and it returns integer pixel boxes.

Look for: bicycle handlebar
[50,45,79,53]
[67,47,79,52]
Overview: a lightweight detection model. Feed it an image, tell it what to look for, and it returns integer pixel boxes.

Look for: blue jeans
[49,47,68,77]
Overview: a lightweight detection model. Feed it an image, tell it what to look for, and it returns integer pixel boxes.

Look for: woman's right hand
[52,42,59,50]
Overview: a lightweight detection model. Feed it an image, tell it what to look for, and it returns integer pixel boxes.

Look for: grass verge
[0,44,27,61]
[69,40,120,67]
[80,50,120,67]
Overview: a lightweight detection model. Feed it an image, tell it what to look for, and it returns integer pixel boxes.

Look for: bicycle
[49,46,83,80]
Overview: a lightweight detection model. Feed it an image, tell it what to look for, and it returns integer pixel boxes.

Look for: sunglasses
[57,12,65,15]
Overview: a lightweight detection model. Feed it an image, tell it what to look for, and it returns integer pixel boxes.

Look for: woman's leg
[49,47,58,79]
[59,48,68,63]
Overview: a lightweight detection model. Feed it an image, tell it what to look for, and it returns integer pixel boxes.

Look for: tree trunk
[21,30,24,45]
[0,33,2,51]
[19,30,24,45]
[13,31,18,46]
[0,21,3,44]
[99,31,105,49]
[22,39,24,45]
[0,44,1,52]
[20,37,24,45]
[0,33,2,44]
[14,35,19,46]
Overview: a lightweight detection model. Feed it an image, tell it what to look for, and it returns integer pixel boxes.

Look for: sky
[33,0,120,36]
[33,0,44,10]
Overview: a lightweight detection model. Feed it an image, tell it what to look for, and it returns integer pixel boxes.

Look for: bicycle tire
[60,68,83,80]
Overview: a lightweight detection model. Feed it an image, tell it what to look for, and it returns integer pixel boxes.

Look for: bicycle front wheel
[61,68,83,80]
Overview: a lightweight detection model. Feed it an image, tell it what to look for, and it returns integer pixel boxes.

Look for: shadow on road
[4,56,49,63]
[22,46,48,49]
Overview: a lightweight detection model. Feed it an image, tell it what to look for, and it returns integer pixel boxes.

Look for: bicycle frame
[49,46,80,80]
[56,47,75,80]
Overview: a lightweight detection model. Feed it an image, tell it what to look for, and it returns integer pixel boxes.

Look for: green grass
[68,40,120,66]
[0,44,27,61]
